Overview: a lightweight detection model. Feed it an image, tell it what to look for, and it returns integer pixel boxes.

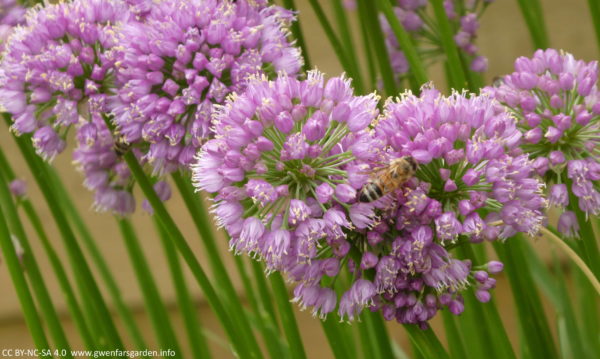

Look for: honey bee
[358,156,418,202]
[113,137,131,157]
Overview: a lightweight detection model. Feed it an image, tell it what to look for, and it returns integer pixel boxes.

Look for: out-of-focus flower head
[0,0,25,46]
[9,178,26,197]
[380,0,490,84]
[193,70,383,321]
[484,49,600,236]
[112,0,302,177]
[362,86,545,326]
[0,0,136,215]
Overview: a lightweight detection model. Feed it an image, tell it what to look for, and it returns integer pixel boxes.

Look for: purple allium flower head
[333,85,545,326]
[9,179,26,198]
[0,0,138,215]
[379,0,491,83]
[378,86,546,240]
[194,71,383,321]
[112,0,302,175]
[485,49,600,234]
[0,0,25,47]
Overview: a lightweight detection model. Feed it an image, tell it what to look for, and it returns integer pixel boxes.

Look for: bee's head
[404,156,418,172]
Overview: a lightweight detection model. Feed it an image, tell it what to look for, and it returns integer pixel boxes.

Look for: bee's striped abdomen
[359,182,383,202]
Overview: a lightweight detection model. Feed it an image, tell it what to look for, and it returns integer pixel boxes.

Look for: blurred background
[0,0,598,357]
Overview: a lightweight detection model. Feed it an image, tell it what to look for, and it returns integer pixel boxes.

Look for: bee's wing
[357,162,389,175]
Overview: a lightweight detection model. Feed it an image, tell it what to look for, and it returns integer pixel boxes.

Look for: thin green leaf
[551,252,587,359]
[358,313,383,359]
[493,238,558,359]
[117,219,181,353]
[237,258,287,359]
[364,311,395,359]
[124,152,256,359]
[155,220,212,359]
[515,0,550,49]
[19,199,96,351]
[46,168,147,352]
[355,2,378,91]
[320,316,354,359]
[332,0,364,93]
[170,172,264,358]
[0,166,73,356]
[6,121,126,354]
[250,260,281,333]
[403,325,449,359]
[359,0,398,95]
[567,188,600,277]
[306,0,361,90]
[269,272,307,359]
[457,245,516,359]
[573,264,600,358]
[441,311,468,359]
[588,0,600,56]
[375,0,427,89]
[0,202,50,356]
[430,0,468,89]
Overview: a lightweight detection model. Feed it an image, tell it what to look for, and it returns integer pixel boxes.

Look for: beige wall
[0,0,597,357]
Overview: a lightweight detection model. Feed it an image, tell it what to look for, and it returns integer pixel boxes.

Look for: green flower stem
[0,146,96,350]
[588,0,600,56]
[539,226,600,295]
[319,316,354,359]
[493,237,558,359]
[359,0,398,96]
[356,4,378,91]
[456,245,517,359]
[331,0,364,93]
[521,231,590,359]
[249,260,281,332]
[46,169,147,352]
[154,219,212,359]
[362,311,395,359]
[375,0,428,88]
[116,219,181,353]
[7,123,125,354]
[573,263,600,357]
[358,313,381,359]
[0,203,50,356]
[549,252,588,359]
[269,272,307,359]
[0,167,73,356]
[306,0,362,92]
[515,0,550,49]
[430,0,468,90]
[235,257,286,359]
[123,152,255,359]
[21,200,96,350]
[281,0,312,71]
[402,325,449,359]
[170,172,263,359]
[441,311,468,359]
[567,189,600,278]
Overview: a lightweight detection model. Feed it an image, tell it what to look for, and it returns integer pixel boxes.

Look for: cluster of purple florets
[379,0,492,82]
[1,0,597,329]
[192,73,546,326]
[0,0,135,214]
[0,0,25,46]
[0,0,301,215]
[112,0,302,176]
[485,49,600,237]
